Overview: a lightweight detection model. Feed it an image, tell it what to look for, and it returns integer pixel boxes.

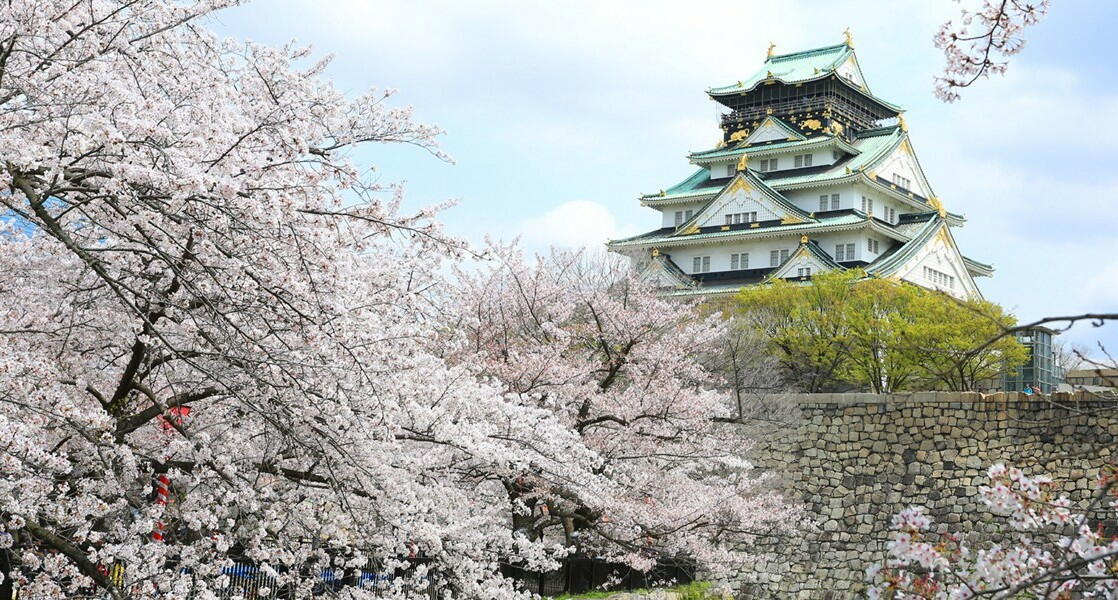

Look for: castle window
[923,266,955,289]
[724,164,735,177]
[819,195,828,211]
[759,158,779,172]
[692,256,711,273]
[731,252,749,270]
[769,249,789,267]
[887,207,896,223]
[835,243,855,261]
[794,154,813,168]
[893,174,912,189]
[867,238,880,254]
[674,211,683,226]
[861,196,873,215]
[685,210,694,220]
[797,267,812,277]
[724,212,758,225]
[831,194,840,210]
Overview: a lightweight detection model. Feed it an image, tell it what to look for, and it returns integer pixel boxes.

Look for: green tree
[903,293,1029,391]
[842,277,922,393]
[735,270,857,392]
[734,271,1027,392]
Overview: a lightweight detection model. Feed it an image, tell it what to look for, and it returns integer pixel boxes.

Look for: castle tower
[608,36,992,299]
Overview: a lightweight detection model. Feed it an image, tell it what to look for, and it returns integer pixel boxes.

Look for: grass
[550,581,713,600]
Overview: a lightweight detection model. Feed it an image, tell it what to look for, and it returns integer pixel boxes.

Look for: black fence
[502,557,696,597]
[3,554,693,599]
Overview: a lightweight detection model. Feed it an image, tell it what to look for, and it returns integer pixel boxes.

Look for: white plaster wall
[877,145,933,198]
[835,57,866,88]
[782,185,859,214]
[696,188,781,227]
[659,201,709,228]
[749,121,792,143]
[669,238,798,274]
[813,231,867,262]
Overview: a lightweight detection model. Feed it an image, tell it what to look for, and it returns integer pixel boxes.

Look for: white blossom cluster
[0,2,797,598]
[868,464,1118,599]
[934,0,1049,101]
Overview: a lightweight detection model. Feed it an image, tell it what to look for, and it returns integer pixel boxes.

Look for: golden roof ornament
[767,42,776,59]
[929,196,946,218]
[843,28,854,48]
[800,235,809,244]
[651,248,660,257]
[897,114,909,132]
[736,154,748,172]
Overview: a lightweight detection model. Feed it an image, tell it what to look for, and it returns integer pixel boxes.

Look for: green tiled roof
[688,133,859,162]
[707,42,903,112]
[709,43,852,95]
[763,127,902,187]
[865,217,940,277]
[665,168,710,195]
[610,213,866,248]
[963,256,994,277]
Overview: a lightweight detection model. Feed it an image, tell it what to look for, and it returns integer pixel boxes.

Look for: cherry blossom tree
[440,247,801,582]
[0,2,796,598]
[935,0,1050,102]
[868,464,1118,598]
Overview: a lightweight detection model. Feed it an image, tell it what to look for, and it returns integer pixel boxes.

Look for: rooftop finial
[800,235,809,244]
[767,42,776,59]
[897,114,909,131]
[736,154,748,173]
[843,27,854,48]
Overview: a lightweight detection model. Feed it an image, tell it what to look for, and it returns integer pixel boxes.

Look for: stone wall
[739,391,1118,599]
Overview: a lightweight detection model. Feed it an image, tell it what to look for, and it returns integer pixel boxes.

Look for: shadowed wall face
[741,392,1117,599]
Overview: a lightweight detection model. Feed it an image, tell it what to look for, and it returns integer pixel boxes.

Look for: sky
[209,0,1118,353]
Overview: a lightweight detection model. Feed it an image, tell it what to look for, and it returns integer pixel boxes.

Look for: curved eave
[668,171,813,237]
[609,217,873,250]
[864,217,942,277]
[708,70,903,114]
[640,191,719,207]
[688,135,860,164]
[860,175,966,226]
[964,256,995,278]
[708,44,853,96]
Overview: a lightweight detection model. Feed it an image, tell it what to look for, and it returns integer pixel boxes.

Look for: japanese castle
[607,34,991,299]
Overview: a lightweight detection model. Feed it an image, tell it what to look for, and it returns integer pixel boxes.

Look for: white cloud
[514,200,637,252]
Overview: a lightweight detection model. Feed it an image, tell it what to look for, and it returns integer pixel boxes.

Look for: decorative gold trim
[800,234,809,244]
[749,222,760,228]
[680,224,700,235]
[720,225,730,231]
[897,114,909,132]
[726,177,753,194]
[843,27,854,48]
[735,154,748,172]
[781,216,806,225]
[651,248,660,257]
[767,42,776,59]
[728,129,749,143]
